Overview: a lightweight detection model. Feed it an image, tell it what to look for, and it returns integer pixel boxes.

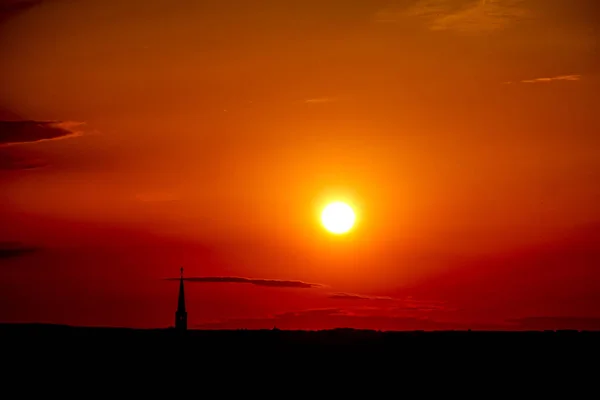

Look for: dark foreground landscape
[2,323,597,387]
[3,323,598,356]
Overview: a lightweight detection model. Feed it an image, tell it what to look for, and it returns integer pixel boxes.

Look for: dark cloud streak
[164,276,323,289]
[329,292,394,301]
[329,293,449,312]
[0,0,45,24]
[0,242,38,259]
[0,120,84,146]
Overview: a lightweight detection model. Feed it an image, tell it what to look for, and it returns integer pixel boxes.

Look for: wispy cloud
[403,0,455,19]
[304,97,336,104]
[503,74,582,84]
[329,292,395,301]
[521,74,582,83]
[377,0,528,33]
[0,120,85,146]
[328,293,448,311]
[392,297,449,312]
[165,276,324,289]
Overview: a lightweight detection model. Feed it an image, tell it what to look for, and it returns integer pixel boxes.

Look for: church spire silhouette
[175,267,187,331]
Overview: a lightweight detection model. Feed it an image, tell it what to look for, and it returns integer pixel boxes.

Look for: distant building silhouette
[175,267,187,331]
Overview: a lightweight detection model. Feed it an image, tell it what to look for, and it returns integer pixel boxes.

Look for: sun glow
[321,201,356,234]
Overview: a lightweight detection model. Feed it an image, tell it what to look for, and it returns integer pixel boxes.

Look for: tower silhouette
[175,267,187,331]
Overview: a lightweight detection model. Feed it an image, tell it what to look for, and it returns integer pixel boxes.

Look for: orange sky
[1,0,599,330]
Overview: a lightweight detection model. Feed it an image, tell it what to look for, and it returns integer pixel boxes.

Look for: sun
[321,201,356,234]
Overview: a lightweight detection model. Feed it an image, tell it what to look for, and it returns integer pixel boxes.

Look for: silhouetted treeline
[2,323,597,351]
[1,323,597,386]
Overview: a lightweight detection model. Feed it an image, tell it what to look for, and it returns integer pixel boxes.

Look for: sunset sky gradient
[1,0,599,330]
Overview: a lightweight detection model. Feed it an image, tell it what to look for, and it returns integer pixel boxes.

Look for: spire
[178,267,186,313]
[175,267,187,331]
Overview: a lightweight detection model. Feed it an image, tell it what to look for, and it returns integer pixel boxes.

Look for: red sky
[1,0,599,330]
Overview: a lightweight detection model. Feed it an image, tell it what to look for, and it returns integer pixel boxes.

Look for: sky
[1,0,599,330]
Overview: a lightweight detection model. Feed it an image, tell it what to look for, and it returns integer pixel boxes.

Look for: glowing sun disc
[321,202,355,234]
